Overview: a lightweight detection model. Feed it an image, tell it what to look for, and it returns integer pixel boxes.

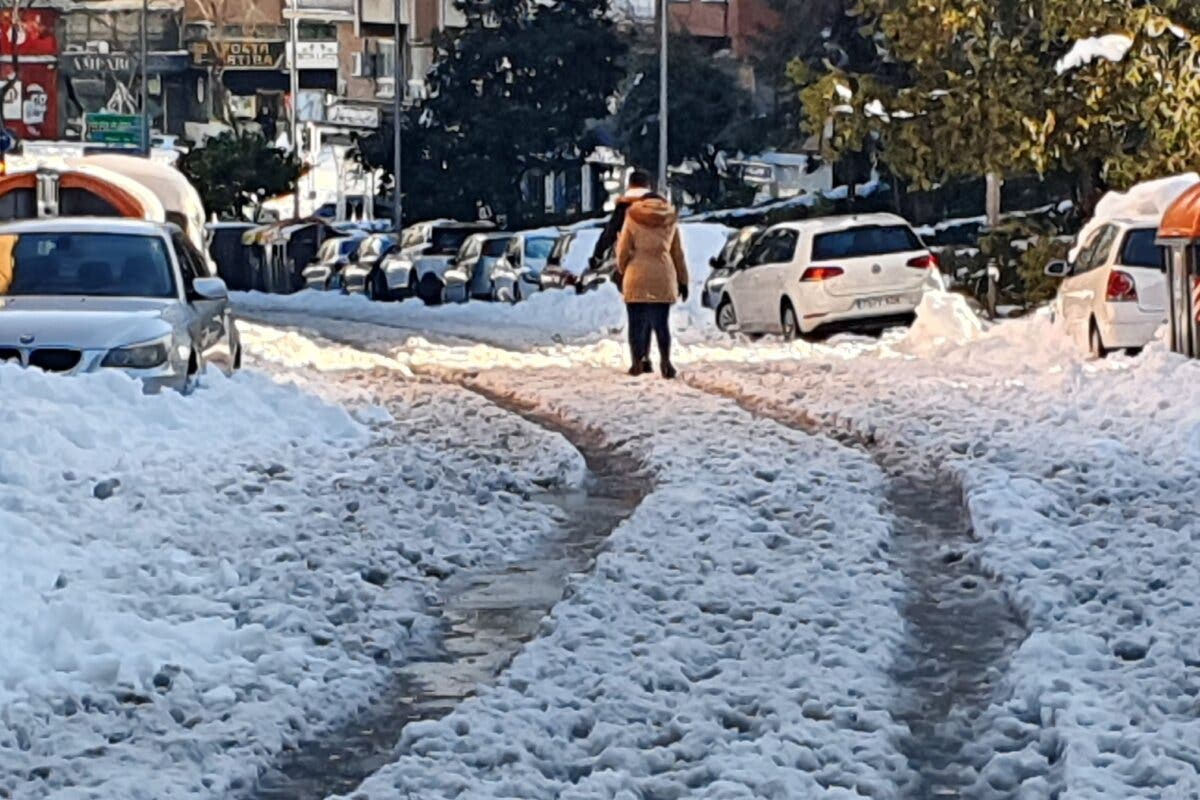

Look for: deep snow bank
[0,328,582,799]
[234,223,731,348]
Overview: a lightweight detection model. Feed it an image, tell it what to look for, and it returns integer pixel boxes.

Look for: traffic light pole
[392,0,403,233]
[657,0,668,193]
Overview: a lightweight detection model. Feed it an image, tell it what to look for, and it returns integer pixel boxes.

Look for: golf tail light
[102,341,169,369]
[1105,270,1137,303]
[907,253,939,269]
[800,266,845,282]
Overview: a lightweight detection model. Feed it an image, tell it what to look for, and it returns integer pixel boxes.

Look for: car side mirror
[1044,260,1071,278]
[192,276,229,301]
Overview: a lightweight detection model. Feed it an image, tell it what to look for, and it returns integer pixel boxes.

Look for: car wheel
[781,300,799,341]
[418,274,444,306]
[367,270,388,301]
[1089,319,1109,360]
[716,298,737,334]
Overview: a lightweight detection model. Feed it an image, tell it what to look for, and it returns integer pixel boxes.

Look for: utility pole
[289,0,300,219]
[657,0,668,192]
[140,0,149,155]
[392,0,402,232]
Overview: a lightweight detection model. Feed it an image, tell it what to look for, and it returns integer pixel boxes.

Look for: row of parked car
[301,220,608,306]
[703,210,1170,355]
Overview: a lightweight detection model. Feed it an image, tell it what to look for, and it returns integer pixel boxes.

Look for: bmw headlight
[102,339,170,369]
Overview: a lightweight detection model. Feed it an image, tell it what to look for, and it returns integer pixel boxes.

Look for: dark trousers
[627,303,672,365]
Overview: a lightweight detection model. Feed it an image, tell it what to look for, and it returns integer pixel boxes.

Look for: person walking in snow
[589,169,658,280]
[616,184,689,379]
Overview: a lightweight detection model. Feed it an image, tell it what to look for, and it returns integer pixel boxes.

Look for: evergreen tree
[370,0,625,224]
[180,132,301,221]
[614,35,765,207]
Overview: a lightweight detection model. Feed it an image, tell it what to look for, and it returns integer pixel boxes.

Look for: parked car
[489,232,558,303]
[540,229,602,293]
[301,235,367,291]
[0,218,240,392]
[715,214,938,339]
[703,226,762,310]
[443,233,515,304]
[342,233,398,299]
[382,221,495,304]
[1045,217,1168,357]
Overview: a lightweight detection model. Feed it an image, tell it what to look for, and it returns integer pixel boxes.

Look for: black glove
[679,284,689,303]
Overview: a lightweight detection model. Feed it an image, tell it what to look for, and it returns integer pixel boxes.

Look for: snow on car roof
[0,217,174,236]
[774,212,912,233]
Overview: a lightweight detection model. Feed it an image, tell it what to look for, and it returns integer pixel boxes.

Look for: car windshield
[525,238,556,261]
[431,229,478,255]
[483,237,511,257]
[812,225,924,261]
[1121,228,1165,270]
[0,231,176,298]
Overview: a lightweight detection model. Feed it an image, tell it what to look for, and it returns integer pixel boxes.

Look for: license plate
[856,295,903,310]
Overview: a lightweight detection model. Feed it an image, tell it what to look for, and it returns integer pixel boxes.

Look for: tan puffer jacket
[615,197,689,304]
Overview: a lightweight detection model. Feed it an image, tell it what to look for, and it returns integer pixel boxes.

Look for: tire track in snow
[681,371,1036,798]
[247,332,648,800]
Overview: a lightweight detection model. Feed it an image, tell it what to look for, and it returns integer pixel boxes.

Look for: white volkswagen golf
[1045,218,1168,357]
[715,214,938,339]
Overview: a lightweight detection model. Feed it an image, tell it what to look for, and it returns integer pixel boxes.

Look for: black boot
[642,358,653,374]
[661,360,677,380]
[628,361,646,377]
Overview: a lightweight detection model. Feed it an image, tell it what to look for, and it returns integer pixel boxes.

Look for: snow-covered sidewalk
[0,326,581,799]
[335,365,914,799]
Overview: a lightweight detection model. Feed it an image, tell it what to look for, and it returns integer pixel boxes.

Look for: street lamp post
[657,0,668,192]
[289,0,301,219]
[392,0,403,233]
[140,0,149,155]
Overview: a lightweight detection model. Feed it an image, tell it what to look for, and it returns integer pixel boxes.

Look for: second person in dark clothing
[616,191,689,379]
[589,170,657,281]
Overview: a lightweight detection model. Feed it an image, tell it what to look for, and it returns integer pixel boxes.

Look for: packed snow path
[253,381,646,800]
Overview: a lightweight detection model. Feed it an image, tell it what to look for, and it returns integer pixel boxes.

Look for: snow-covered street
[8,271,1200,797]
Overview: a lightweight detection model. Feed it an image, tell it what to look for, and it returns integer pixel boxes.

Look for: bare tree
[186,0,276,130]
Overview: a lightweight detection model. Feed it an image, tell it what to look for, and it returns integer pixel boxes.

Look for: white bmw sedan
[715,213,938,339]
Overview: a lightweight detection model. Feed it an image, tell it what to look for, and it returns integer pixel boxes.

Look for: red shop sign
[0,9,59,57]
[0,63,59,140]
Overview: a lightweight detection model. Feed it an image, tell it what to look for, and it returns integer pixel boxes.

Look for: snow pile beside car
[896,290,985,356]
[341,368,914,799]
[235,223,731,347]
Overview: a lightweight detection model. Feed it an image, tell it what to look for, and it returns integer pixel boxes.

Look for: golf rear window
[1120,229,1165,270]
[812,225,923,261]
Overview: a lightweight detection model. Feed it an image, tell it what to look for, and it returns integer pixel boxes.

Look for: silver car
[0,218,241,392]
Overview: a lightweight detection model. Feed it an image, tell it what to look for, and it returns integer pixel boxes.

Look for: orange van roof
[1160,183,1200,240]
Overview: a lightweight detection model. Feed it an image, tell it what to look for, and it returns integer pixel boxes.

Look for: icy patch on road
[341,368,914,798]
[0,332,582,798]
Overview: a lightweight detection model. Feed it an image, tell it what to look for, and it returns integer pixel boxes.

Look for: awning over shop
[222,69,289,96]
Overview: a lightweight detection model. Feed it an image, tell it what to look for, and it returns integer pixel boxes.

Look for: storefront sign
[190,39,286,70]
[0,65,57,140]
[63,51,192,76]
[0,9,58,57]
[288,41,338,70]
[325,104,380,129]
